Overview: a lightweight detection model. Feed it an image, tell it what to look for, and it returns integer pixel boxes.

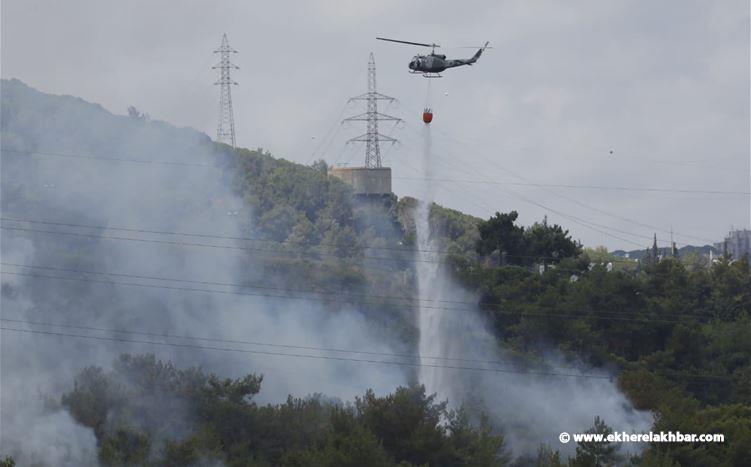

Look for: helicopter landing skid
[410,71,443,78]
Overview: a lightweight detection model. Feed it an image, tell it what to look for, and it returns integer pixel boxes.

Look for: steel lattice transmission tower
[213,34,239,148]
[343,52,401,168]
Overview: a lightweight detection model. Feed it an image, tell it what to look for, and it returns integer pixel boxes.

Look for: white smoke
[413,119,652,457]
[2,78,654,464]
[0,79,406,464]
[0,403,99,467]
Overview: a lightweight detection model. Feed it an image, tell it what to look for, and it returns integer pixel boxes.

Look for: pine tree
[572,416,622,467]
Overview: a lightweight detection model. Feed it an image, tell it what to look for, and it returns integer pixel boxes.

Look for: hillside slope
[2,79,750,466]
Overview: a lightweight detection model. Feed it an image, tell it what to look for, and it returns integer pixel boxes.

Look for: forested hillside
[2,80,750,466]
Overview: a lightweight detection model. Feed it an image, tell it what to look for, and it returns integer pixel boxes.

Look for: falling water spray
[411,109,652,456]
[414,120,459,404]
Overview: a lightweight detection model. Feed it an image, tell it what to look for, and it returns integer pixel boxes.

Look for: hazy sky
[2,0,749,250]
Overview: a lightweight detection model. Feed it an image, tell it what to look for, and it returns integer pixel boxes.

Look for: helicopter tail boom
[443,41,490,69]
[469,41,490,63]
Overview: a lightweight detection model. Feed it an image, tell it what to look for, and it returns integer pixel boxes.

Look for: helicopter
[376,37,490,78]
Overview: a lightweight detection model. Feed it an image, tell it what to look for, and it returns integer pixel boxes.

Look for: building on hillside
[714,228,751,260]
[329,166,392,196]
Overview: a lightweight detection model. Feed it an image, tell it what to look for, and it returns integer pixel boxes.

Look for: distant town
[612,228,750,264]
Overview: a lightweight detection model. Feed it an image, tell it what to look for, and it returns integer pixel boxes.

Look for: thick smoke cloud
[0,79,405,463]
[413,124,652,456]
[3,79,653,464]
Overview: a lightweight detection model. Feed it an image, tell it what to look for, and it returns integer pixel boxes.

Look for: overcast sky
[2,0,749,250]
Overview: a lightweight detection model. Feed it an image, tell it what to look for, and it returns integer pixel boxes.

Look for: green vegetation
[475,212,581,266]
[219,147,751,466]
[4,80,748,465]
[10,135,745,465]
[53,156,750,465]
[62,354,507,467]
[225,149,417,341]
[456,213,751,466]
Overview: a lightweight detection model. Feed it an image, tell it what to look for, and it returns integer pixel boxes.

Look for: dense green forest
[56,354,506,466]
[41,253,751,466]
[98,143,745,466]
[61,145,749,466]
[460,233,751,465]
[2,80,749,465]
[241,145,749,466]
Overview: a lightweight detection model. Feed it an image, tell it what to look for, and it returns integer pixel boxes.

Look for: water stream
[411,121,652,455]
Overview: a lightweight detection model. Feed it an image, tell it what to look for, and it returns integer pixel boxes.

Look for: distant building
[714,229,751,260]
[329,166,392,196]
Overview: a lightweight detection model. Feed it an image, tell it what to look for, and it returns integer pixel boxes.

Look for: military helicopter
[376,37,490,78]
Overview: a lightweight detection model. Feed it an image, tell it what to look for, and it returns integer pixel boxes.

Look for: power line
[5,145,743,197]
[402,118,721,245]
[0,216,431,256]
[3,143,722,247]
[0,266,704,323]
[1,221,663,295]
[0,325,731,382]
[0,262,445,306]
[0,224,448,268]
[0,326,611,379]
[391,137,504,220]
[394,128,647,247]
[2,216,714,291]
[3,261,644,311]
[309,65,370,165]
[389,128,637,251]
[0,148,216,168]
[2,218,676,287]
[0,217,645,264]
[307,105,346,164]
[2,143,722,253]
[2,118,738,388]
[397,114,710,246]
[393,176,750,196]
[0,317,563,368]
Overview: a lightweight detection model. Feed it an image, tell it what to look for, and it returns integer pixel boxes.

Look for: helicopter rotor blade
[376,37,440,48]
